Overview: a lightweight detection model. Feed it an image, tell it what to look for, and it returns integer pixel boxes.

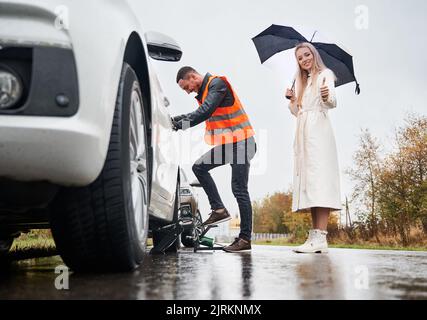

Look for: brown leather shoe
[202,208,231,226]
[223,238,251,253]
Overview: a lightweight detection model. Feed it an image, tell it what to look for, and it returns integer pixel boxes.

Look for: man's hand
[171,117,182,131]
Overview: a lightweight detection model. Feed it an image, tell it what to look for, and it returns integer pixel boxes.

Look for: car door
[149,72,179,220]
[142,31,182,222]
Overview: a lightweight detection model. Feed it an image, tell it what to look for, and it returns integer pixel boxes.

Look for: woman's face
[296,47,314,72]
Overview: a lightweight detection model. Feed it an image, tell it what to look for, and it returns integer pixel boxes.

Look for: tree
[253,192,344,242]
[347,115,427,245]
[419,181,427,234]
[377,152,413,245]
[377,115,427,244]
[253,192,292,234]
[396,115,427,234]
[347,129,382,240]
[282,210,311,241]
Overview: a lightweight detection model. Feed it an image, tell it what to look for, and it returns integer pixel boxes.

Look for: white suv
[0,0,183,271]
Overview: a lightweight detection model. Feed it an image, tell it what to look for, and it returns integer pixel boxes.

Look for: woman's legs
[311,208,318,228]
[311,207,330,231]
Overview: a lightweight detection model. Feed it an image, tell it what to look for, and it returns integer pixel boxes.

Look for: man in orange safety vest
[172,66,257,253]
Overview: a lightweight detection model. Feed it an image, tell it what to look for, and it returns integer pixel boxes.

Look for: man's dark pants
[192,136,257,241]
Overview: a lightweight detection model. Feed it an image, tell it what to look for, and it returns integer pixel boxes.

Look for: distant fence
[251,233,289,241]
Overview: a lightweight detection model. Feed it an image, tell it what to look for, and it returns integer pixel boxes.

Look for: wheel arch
[123,32,153,199]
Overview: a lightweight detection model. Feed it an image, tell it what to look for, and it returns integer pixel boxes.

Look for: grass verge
[7,231,57,261]
[253,238,427,252]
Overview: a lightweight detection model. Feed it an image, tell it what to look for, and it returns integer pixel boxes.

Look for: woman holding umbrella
[286,42,341,254]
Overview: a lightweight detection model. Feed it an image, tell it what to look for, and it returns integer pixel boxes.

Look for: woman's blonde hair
[294,42,328,107]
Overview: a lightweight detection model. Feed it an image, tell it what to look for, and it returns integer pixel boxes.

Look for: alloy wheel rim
[129,86,148,243]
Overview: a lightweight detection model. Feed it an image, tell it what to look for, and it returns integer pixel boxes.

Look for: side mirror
[190,180,202,188]
[145,31,183,62]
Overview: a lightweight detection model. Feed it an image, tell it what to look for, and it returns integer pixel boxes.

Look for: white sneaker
[293,229,329,254]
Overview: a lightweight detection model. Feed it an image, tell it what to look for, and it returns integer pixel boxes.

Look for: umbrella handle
[310,31,318,43]
[285,79,296,100]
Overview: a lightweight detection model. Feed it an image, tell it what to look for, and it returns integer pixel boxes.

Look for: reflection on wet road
[1,246,426,300]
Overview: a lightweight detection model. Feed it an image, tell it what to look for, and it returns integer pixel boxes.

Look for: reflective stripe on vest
[197,76,255,145]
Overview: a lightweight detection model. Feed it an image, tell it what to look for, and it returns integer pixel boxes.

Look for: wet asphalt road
[0,246,426,300]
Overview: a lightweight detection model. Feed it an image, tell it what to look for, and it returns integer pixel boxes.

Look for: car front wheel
[0,237,14,262]
[49,63,150,272]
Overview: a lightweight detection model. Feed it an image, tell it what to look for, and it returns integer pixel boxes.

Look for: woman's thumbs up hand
[320,77,329,102]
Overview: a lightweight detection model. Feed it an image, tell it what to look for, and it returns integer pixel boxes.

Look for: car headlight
[0,68,23,110]
[180,188,192,196]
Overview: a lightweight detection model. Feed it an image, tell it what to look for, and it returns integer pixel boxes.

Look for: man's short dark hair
[176,66,198,83]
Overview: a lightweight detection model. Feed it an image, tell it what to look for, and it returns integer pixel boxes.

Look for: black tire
[181,210,203,248]
[152,180,181,252]
[181,230,194,248]
[49,63,150,272]
[0,237,14,260]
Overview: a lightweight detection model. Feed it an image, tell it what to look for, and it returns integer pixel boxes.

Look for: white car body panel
[0,0,179,222]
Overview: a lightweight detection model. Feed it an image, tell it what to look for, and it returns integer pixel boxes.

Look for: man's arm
[174,78,228,129]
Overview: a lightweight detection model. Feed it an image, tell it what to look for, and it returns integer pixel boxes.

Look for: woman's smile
[303,60,312,69]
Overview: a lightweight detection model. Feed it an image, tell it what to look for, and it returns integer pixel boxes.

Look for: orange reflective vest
[197,76,255,145]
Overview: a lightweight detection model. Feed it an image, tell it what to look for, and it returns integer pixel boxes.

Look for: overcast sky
[129,0,427,225]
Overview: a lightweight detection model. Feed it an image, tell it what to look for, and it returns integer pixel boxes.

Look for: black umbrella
[252,24,360,94]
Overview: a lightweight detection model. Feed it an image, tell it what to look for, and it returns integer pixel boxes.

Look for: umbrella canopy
[252,24,360,94]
